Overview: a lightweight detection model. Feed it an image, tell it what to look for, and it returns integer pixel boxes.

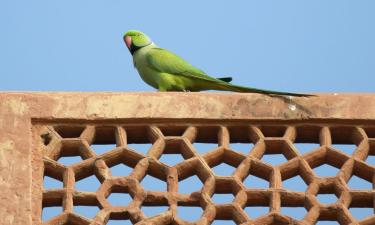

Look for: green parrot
[123,30,312,97]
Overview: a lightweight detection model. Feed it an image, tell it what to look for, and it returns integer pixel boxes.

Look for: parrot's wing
[217,77,232,82]
[145,48,223,83]
[145,48,313,96]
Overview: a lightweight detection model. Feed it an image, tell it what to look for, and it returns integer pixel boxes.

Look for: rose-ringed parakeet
[123,30,312,97]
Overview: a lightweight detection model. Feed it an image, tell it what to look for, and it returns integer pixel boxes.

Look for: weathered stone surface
[1,92,375,121]
[0,92,375,225]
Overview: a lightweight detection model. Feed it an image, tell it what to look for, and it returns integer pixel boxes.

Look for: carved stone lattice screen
[1,93,375,225]
[34,123,375,225]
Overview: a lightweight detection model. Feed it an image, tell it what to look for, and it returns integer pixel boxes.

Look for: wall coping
[1,92,375,121]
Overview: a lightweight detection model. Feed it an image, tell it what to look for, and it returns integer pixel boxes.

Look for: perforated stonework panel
[3,93,375,225]
[33,123,375,225]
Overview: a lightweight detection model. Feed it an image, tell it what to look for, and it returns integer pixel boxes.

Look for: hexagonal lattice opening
[60,214,91,225]
[176,157,211,197]
[282,175,308,192]
[366,140,375,166]
[159,154,185,166]
[350,191,374,221]
[348,174,372,189]
[158,125,187,136]
[331,143,357,155]
[42,206,63,221]
[366,154,375,165]
[313,164,340,177]
[317,194,338,204]
[294,143,321,155]
[41,190,64,221]
[73,193,101,219]
[212,163,236,176]
[177,206,204,222]
[214,202,245,224]
[56,140,92,165]
[363,126,375,138]
[107,193,133,206]
[54,125,85,138]
[193,142,219,154]
[76,174,101,192]
[74,205,101,219]
[212,193,235,204]
[349,207,373,221]
[192,126,220,154]
[211,220,237,225]
[156,139,195,167]
[107,208,133,222]
[259,125,287,137]
[347,160,374,191]
[260,139,297,166]
[261,154,288,166]
[227,126,257,154]
[316,222,340,225]
[227,126,259,154]
[313,182,344,212]
[141,205,169,217]
[141,174,167,191]
[244,206,269,219]
[294,125,321,154]
[179,175,204,194]
[280,192,308,221]
[124,126,155,155]
[210,178,242,205]
[44,175,63,189]
[127,143,152,155]
[204,148,246,177]
[135,156,169,193]
[245,187,271,219]
[102,147,144,178]
[110,164,133,177]
[280,153,313,193]
[107,220,132,225]
[58,155,83,166]
[305,147,348,177]
[241,158,272,189]
[91,143,117,155]
[230,142,255,155]
[243,174,269,189]
[86,126,118,155]
[281,206,307,220]
[330,126,362,156]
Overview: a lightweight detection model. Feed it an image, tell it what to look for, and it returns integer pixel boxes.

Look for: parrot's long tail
[216,83,314,97]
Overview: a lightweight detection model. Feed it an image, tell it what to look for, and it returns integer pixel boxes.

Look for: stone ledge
[1,92,375,120]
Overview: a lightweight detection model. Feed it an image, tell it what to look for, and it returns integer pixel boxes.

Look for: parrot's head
[123,30,152,55]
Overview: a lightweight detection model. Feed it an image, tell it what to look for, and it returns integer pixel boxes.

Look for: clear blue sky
[1,1,374,93]
[1,1,374,224]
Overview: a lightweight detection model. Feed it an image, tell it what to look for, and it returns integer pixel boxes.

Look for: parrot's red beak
[124,36,132,50]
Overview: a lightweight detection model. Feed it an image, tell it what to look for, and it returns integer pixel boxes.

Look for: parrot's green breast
[133,45,160,89]
[133,44,197,91]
